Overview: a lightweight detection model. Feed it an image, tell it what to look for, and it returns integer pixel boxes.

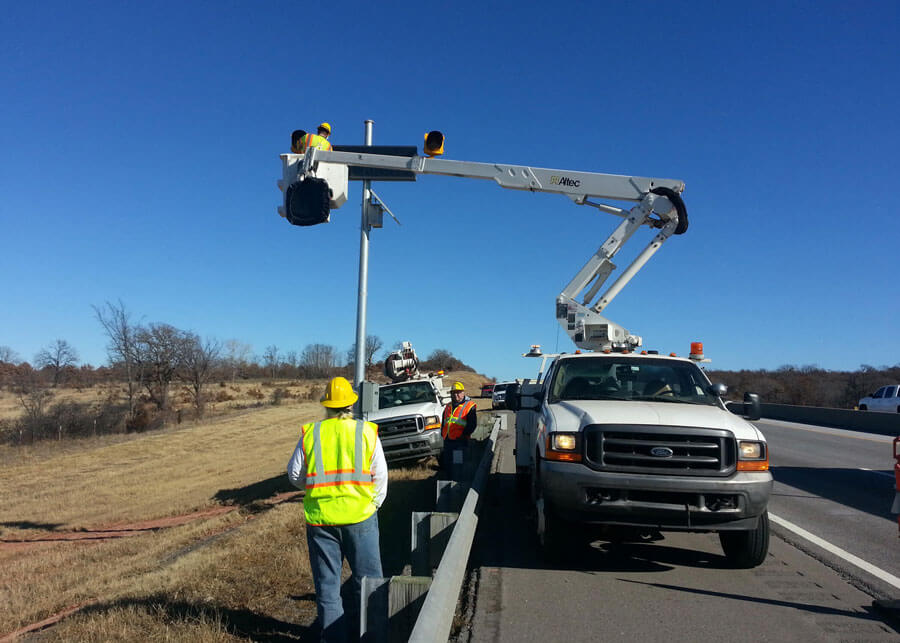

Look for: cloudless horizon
[2,2,898,382]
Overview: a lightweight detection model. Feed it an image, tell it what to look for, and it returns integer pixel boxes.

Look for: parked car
[858,385,900,413]
[492,382,516,409]
[480,383,495,398]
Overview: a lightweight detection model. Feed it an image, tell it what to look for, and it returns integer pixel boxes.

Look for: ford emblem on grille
[650,446,674,458]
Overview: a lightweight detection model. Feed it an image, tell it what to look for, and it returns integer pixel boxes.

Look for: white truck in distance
[365,342,449,464]
[509,350,773,567]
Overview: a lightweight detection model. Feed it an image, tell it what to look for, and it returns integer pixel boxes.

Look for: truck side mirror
[521,389,544,410]
[505,383,521,412]
[743,392,761,421]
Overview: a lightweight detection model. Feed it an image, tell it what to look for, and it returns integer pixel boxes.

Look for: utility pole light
[353,120,374,388]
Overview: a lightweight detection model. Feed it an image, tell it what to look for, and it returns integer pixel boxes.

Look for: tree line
[706,363,900,409]
[0,301,474,444]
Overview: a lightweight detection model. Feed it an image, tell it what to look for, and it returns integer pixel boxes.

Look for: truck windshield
[548,357,717,406]
[379,382,437,409]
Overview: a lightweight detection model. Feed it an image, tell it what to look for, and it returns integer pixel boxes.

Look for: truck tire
[536,497,574,562]
[531,460,577,562]
[719,511,769,568]
[515,466,531,497]
[859,405,867,411]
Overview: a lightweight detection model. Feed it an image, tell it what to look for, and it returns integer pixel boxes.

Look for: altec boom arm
[280,149,688,351]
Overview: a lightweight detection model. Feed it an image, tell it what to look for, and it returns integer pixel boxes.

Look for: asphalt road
[759,418,898,599]
[467,412,899,642]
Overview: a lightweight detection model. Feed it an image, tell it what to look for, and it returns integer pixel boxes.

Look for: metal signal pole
[353,120,374,387]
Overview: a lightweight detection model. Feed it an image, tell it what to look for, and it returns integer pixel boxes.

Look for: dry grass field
[0,372,489,640]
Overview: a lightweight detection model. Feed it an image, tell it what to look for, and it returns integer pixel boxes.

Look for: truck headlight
[736,441,768,471]
[424,415,440,430]
[546,432,582,462]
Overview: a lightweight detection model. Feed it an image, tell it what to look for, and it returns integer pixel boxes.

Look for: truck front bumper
[381,429,443,464]
[541,461,773,531]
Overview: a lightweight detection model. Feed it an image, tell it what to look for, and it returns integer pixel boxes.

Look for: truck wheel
[515,466,531,497]
[859,405,867,411]
[536,497,574,562]
[719,511,769,568]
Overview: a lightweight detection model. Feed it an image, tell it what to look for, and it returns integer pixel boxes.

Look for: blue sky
[1,1,898,382]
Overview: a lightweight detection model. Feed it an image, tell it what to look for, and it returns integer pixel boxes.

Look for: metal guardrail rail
[759,403,899,436]
[407,414,503,642]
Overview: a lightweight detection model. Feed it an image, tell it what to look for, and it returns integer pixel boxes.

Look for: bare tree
[94,300,140,421]
[135,323,187,411]
[426,348,455,371]
[263,345,279,380]
[301,343,337,378]
[34,339,79,387]
[346,335,384,371]
[0,345,21,364]
[223,339,252,383]
[179,333,221,417]
[11,365,52,443]
[283,350,298,378]
[365,335,383,367]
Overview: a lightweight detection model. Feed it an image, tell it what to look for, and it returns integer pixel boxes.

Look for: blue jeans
[306,512,383,643]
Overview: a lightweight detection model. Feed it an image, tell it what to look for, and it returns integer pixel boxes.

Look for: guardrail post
[411,511,458,576]
[360,575,432,642]
[436,480,465,512]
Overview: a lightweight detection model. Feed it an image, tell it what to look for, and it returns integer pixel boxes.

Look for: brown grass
[0,385,449,640]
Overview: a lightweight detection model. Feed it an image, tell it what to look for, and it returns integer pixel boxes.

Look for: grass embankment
[0,384,461,641]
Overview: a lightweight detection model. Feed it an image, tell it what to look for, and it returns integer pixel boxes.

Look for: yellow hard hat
[318,122,331,134]
[452,381,465,391]
[321,376,358,408]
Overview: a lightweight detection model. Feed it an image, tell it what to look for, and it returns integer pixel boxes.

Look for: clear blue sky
[2,1,898,382]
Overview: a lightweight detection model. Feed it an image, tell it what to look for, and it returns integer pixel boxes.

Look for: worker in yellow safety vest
[287,376,387,642]
[293,121,333,153]
[440,381,477,477]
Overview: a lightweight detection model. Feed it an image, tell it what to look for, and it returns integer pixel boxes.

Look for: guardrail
[407,415,501,641]
[360,414,503,641]
[759,403,899,436]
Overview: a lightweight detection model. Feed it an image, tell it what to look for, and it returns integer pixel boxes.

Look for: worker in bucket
[440,381,477,478]
[287,376,387,642]
[293,122,333,153]
[290,129,307,153]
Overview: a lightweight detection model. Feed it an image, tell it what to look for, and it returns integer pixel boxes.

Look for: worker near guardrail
[293,122,333,153]
[441,381,477,477]
[287,376,387,642]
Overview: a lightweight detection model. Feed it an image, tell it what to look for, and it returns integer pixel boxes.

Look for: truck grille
[375,415,423,438]
[582,425,736,476]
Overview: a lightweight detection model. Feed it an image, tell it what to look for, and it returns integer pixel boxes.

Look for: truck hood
[367,401,442,422]
[549,400,764,440]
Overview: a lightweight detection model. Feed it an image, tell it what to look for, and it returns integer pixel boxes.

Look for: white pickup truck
[509,351,773,568]
[366,376,449,464]
[858,385,900,413]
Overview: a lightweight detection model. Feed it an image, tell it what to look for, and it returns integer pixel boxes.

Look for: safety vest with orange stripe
[442,399,475,440]
[301,418,377,525]
[296,133,332,153]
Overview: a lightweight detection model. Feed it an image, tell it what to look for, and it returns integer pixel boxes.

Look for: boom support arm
[279,149,688,351]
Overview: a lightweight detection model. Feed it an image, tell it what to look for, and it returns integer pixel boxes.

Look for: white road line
[768,512,900,590]
[858,467,895,479]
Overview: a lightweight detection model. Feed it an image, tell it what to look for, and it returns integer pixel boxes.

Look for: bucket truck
[277,138,771,566]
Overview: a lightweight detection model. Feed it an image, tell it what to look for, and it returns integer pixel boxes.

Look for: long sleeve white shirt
[287,423,388,509]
